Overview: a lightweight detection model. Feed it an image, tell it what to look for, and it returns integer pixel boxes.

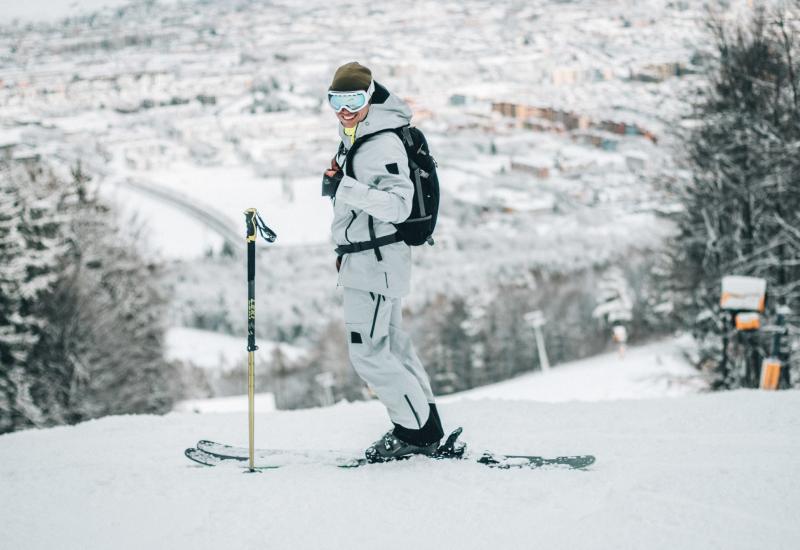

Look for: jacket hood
[338,82,411,146]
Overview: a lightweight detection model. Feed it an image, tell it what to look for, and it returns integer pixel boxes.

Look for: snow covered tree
[0,160,179,433]
[415,294,473,394]
[668,4,800,387]
[301,320,363,406]
[481,283,538,381]
[32,165,178,420]
[0,164,66,431]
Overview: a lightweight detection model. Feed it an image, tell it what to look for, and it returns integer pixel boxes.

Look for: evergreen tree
[33,168,177,419]
[0,160,179,433]
[668,4,800,387]
[0,164,66,431]
[417,295,472,394]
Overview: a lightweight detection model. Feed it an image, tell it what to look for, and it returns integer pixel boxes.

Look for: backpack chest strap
[335,232,403,256]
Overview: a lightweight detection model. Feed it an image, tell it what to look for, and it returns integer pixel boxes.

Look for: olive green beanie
[329,62,372,92]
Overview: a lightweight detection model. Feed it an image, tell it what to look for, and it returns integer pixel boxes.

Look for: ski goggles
[328,80,374,113]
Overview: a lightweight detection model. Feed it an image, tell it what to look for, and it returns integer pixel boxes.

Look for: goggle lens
[328,91,368,113]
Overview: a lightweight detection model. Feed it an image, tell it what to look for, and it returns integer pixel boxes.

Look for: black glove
[321,170,343,197]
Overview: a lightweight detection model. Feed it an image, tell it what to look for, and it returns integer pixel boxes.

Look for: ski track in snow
[1,391,799,550]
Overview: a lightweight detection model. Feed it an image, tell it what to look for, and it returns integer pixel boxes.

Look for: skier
[322,62,445,462]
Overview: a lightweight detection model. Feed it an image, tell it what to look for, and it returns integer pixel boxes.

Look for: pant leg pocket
[347,302,387,348]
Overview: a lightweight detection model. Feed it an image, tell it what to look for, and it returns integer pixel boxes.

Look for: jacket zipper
[345,210,357,244]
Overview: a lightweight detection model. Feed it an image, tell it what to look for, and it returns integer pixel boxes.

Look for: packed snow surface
[2,392,799,549]
[447,337,706,403]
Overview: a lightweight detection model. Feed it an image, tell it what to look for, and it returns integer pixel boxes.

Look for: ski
[185,444,388,469]
[185,447,280,470]
[187,444,365,468]
[186,427,595,470]
[187,428,465,469]
[195,439,352,461]
[477,453,595,469]
[186,445,369,469]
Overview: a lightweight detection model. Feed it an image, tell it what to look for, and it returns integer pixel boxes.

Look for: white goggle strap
[365,79,375,101]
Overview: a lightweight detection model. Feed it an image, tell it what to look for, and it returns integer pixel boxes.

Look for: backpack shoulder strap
[398,125,414,148]
[343,127,399,178]
[341,126,407,262]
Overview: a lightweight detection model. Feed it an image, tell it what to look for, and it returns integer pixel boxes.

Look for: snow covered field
[2,393,798,550]
[3,340,799,550]
[448,337,707,403]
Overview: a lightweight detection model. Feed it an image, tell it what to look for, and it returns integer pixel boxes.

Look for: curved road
[113,177,242,253]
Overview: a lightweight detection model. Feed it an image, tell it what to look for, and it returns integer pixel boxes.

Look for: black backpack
[343,125,440,247]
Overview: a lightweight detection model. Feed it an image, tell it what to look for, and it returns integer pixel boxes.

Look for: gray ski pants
[343,287,434,429]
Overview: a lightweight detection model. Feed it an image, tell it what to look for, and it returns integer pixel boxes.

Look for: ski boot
[365,431,439,463]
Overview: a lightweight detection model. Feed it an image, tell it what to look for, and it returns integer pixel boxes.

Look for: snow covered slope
[447,337,707,403]
[2,391,799,550]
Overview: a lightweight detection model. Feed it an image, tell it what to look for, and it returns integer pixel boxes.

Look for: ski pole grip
[245,208,257,242]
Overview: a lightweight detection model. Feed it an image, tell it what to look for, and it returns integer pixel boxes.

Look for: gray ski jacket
[331,83,413,298]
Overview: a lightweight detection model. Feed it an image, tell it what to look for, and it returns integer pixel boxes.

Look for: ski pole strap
[254,212,277,243]
[335,232,402,256]
[244,209,277,243]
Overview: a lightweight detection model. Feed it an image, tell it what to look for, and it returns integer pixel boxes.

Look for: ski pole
[244,208,277,472]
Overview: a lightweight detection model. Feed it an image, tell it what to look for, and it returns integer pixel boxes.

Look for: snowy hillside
[2,393,798,550]
[447,337,707,403]
[3,338,799,550]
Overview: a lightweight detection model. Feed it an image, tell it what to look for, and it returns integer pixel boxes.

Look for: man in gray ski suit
[322,62,444,462]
